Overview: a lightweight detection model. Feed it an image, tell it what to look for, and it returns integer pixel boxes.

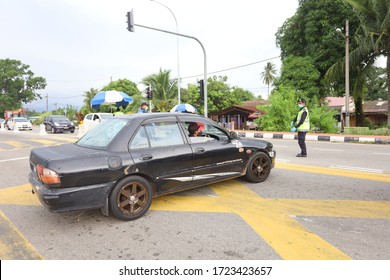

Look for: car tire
[109,176,153,221]
[244,151,271,183]
[51,127,56,134]
[70,130,75,133]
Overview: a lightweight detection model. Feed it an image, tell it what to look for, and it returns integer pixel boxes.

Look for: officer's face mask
[298,104,304,109]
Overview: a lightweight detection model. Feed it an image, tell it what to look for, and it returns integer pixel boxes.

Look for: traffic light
[198,79,204,99]
[126,9,134,32]
[146,87,153,100]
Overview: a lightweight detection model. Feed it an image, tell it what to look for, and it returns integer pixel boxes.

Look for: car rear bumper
[29,172,115,213]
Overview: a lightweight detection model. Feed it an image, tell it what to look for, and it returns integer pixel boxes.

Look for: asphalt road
[0,126,389,260]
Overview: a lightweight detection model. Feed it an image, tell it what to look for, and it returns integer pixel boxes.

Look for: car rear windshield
[76,118,129,148]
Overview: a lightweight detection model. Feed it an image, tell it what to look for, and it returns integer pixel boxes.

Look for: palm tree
[260,62,277,98]
[342,0,390,125]
[83,88,99,109]
[142,69,177,112]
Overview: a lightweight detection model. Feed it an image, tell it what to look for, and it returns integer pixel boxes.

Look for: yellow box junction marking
[276,162,390,183]
[0,164,389,259]
[0,211,43,260]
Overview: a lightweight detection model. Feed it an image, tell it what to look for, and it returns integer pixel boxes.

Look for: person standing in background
[291,98,310,157]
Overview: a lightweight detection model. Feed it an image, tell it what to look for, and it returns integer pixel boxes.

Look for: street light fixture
[150,0,181,104]
[336,20,350,128]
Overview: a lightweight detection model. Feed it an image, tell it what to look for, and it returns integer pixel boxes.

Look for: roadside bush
[257,86,338,133]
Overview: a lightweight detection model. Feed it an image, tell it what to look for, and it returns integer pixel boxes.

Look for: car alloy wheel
[109,176,152,221]
[245,152,271,183]
[51,127,56,134]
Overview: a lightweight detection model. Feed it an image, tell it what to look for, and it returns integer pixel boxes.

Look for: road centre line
[0,157,29,163]
[329,165,384,174]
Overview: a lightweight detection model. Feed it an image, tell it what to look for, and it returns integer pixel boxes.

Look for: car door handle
[140,154,153,160]
[195,147,205,154]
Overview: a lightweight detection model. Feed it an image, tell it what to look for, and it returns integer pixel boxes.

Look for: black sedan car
[29,113,276,221]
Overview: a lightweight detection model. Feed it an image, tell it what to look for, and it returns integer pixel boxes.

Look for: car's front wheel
[109,176,153,221]
[245,152,271,183]
[51,127,56,134]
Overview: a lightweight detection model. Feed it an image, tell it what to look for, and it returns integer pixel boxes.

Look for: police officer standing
[291,98,310,157]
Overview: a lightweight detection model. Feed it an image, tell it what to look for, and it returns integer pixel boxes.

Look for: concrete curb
[235,131,390,144]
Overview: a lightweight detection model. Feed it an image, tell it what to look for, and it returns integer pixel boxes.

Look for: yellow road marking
[0,211,43,260]
[0,184,40,206]
[1,163,389,259]
[276,162,390,182]
[2,140,30,149]
[29,139,62,146]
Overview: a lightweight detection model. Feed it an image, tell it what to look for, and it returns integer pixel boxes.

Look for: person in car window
[188,122,201,137]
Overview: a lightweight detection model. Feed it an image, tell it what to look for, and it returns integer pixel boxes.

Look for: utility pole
[46,93,49,113]
[345,20,350,128]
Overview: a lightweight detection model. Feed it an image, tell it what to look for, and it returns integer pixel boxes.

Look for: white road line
[276,159,290,163]
[329,165,384,174]
[314,148,344,152]
[373,153,390,156]
[0,157,29,163]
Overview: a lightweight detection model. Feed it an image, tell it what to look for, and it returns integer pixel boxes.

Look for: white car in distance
[7,117,33,131]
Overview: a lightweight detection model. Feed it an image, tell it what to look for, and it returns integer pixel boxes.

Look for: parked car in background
[7,117,33,131]
[43,115,75,134]
[29,113,276,221]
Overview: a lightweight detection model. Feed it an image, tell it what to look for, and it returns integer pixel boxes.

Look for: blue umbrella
[91,90,133,109]
[170,103,198,113]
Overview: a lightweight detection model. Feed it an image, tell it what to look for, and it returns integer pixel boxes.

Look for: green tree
[0,59,46,112]
[366,67,387,100]
[81,88,99,116]
[276,0,360,97]
[52,104,79,123]
[257,86,337,133]
[142,69,177,112]
[274,56,321,99]
[342,0,390,125]
[260,62,277,98]
[184,76,254,116]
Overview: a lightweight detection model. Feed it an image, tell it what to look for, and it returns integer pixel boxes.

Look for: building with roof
[211,100,268,130]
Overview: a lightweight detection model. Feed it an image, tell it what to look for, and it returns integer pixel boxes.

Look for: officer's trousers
[298,131,307,155]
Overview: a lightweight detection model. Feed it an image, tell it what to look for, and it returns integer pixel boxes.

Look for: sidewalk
[234,130,390,144]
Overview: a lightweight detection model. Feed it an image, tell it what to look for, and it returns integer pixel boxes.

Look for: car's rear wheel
[245,152,271,183]
[109,176,153,221]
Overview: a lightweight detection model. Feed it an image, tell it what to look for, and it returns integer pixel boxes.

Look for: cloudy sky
[1,0,299,111]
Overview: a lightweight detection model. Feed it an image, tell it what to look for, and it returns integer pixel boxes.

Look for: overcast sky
[1,0,299,111]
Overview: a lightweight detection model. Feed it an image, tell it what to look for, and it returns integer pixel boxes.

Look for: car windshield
[100,114,114,119]
[15,118,29,122]
[52,117,69,122]
[77,118,129,148]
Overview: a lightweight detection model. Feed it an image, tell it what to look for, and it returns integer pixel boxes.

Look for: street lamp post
[337,20,350,129]
[150,0,181,104]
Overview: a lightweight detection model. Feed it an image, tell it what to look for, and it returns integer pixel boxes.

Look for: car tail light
[36,164,61,185]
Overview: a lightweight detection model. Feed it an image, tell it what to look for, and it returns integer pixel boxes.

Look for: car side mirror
[229,131,238,140]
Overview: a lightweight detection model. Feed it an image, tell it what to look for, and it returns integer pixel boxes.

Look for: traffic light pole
[127,12,208,117]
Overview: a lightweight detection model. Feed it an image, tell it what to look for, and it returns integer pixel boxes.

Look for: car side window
[130,126,149,149]
[130,122,184,149]
[86,114,92,121]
